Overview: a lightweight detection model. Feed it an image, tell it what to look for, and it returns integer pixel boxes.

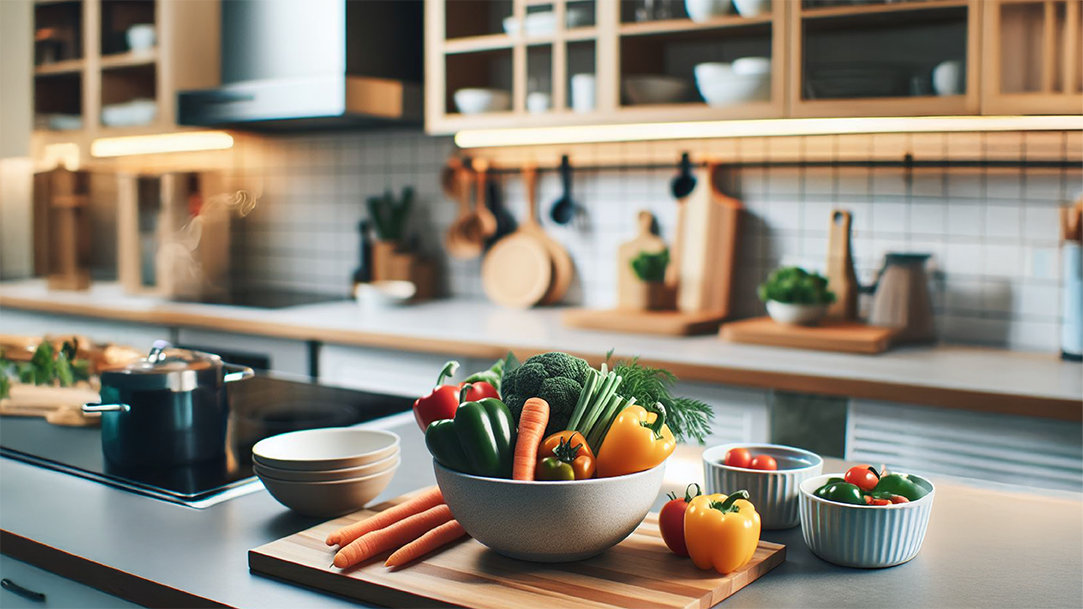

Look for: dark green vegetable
[757,266,836,306]
[607,356,713,444]
[814,481,866,505]
[501,352,590,437]
[873,473,929,501]
[425,397,517,478]
[366,186,413,242]
[630,249,669,283]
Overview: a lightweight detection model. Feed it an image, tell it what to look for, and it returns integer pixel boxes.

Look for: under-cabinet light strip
[90,131,234,157]
[454,115,1083,148]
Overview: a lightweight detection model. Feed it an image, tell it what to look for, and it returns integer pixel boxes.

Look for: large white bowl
[253,452,400,482]
[453,88,511,114]
[703,443,824,529]
[733,0,771,17]
[696,70,771,106]
[258,463,399,518]
[252,428,400,471]
[434,460,666,562]
[799,472,936,568]
[623,75,688,105]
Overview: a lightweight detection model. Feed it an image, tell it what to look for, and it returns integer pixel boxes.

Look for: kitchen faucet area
[1,1,1081,608]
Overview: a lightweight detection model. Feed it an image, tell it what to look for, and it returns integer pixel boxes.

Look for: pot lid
[101,341,220,392]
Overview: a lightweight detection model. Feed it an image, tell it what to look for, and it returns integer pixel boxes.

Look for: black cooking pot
[83,342,253,467]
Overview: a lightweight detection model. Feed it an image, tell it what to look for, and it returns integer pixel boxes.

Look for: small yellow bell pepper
[595,403,676,477]
[684,490,761,574]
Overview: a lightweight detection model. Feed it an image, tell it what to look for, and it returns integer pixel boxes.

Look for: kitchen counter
[1,279,1080,420]
[2,411,1081,608]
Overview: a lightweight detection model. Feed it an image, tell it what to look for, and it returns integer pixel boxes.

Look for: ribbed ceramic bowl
[799,472,935,568]
[702,443,823,529]
[434,460,665,562]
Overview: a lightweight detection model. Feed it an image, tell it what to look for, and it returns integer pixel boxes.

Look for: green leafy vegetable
[757,266,836,306]
[630,249,669,283]
[462,352,518,394]
[607,356,714,444]
[366,186,414,242]
[0,337,92,391]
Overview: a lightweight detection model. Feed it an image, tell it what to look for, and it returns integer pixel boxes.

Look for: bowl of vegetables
[702,443,823,530]
[758,266,835,325]
[799,468,935,568]
[417,352,712,562]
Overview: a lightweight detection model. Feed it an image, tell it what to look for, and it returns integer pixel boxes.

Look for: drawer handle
[1,578,46,602]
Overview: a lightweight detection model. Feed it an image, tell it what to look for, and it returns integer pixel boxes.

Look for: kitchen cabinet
[0,554,140,609]
[31,0,219,150]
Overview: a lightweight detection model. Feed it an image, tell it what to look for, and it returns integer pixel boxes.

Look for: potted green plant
[758,266,836,325]
[366,187,413,281]
[628,249,673,310]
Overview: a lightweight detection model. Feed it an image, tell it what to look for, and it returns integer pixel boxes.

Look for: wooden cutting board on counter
[249,492,786,609]
[721,317,898,354]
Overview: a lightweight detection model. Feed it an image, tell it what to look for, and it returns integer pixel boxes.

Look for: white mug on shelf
[571,73,596,113]
[932,60,964,96]
[526,91,551,114]
[126,24,156,52]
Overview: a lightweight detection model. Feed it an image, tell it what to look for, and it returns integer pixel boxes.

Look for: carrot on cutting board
[512,397,550,481]
[333,504,454,569]
[384,519,467,569]
[325,486,444,547]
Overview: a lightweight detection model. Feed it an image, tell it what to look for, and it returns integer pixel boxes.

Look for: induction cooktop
[0,375,412,508]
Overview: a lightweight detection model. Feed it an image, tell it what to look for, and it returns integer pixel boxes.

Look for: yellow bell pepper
[684,490,761,574]
[595,403,676,477]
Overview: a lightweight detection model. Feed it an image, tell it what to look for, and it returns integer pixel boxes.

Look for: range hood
[178,0,421,130]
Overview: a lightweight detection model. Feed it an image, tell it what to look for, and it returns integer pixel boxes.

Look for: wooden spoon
[472,159,498,239]
[445,165,484,259]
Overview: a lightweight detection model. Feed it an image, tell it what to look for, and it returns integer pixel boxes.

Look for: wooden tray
[563,309,726,336]
[720,316,898,354]
[249,492,786,609]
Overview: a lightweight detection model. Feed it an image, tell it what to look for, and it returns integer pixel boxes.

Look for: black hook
[670,152,697,199]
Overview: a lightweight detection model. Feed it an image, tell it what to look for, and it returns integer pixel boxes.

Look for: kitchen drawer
[175,328,310,377]
[0,554,140,609]
[846,400,1083,492]
[320,344,493,399]
[0,309,168,351]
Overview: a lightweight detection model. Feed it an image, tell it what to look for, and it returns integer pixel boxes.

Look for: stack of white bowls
[252,428,400,517]
[695,57,771,106]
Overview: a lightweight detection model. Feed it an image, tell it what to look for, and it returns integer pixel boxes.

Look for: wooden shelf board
[444,34,513,54]
[800,0,968,20]
[619,14,773,37]
[34,59,84,76]
[100,50,158,70]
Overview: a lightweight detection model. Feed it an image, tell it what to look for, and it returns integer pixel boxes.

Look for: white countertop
[1,280,1080,416]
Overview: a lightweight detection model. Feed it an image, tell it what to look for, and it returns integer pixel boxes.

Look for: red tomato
[844,465,880,492]
[749,455,778,471]
[890,495,910,504]
[658,483,701,556]
[724,448,753,469]
[869,498,891,506]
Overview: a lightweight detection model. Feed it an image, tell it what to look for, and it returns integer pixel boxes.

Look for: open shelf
[801,0,968,19]
[100,0,156,55]
[34,57,84,75]
[619,14,773,37]
[100,49,157,69]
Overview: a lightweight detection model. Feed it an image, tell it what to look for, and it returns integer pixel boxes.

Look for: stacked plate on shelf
[252,427,400,517]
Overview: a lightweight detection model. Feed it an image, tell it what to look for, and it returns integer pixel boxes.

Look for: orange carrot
[333,504,453,569]
[384,519,467,569]
[325,487,444,547]
[512,397,550,481]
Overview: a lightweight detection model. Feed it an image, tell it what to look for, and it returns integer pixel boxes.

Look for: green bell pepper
[425,396,516,478]
[873,473,928,501]
[814,481,866,505]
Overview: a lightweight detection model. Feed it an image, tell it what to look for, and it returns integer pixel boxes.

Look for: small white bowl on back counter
[799,472,935,568]
[702,442,823,529]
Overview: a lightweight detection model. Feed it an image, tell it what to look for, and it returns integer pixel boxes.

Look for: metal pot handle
[223,362,255,383]
[83,403,131,414]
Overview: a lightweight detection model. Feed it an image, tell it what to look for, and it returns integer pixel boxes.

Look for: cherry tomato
[890,495,910,504]
[844,465,880,492]
[749,455,778,471]
[869,497,891,506]
[724,448,752,469]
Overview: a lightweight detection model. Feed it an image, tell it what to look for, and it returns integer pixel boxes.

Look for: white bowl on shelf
[623,75,688,105]
[765,300,827,325]
[695,62,771,106]
[101,99,157,127]
[733,56,771,76]
[453,88,511,114]
[125,23,156,51]
[684,0,733,22]
[733,0,771,17]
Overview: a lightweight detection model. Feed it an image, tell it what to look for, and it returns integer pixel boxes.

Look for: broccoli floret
[502,352,589,436]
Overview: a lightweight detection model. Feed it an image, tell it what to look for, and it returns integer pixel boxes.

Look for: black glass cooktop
[0,375,412,507]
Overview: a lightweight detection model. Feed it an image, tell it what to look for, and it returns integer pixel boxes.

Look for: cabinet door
[982,0,1083,114]
[0,554,140,609]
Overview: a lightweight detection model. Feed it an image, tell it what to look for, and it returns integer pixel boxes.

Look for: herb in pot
[630,249,669,283]
[366,187,414,242]
[757,266,836,305]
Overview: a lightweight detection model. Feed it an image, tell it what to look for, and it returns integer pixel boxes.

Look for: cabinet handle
[1,578,46,602]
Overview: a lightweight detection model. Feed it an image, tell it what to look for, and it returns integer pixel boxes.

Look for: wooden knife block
[370,241,436,301]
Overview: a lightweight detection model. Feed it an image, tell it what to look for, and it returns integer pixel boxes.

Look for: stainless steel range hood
[178,0,421,130]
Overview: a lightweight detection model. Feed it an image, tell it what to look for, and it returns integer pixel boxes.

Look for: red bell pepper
[413,362,463,431]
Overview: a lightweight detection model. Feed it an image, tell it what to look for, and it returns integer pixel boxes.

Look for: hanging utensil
[481,164,553,308]
[485,170,517,246]
[549,155,575,225]
[520,164,574,305]
[472,158,498,239]
[826,209,858,320]
[670,152,697,199]
[446,164,484,259]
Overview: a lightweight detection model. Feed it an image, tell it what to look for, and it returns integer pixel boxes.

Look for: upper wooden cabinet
[424,0,1082,134]
[32,0,219,143]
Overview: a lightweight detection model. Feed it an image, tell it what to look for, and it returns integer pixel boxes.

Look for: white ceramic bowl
[799,472,936,568]
[126,23,156,51]
[502,16,520,36]
[623,75,688,105]
[685,0,732,22]
[694,61,734,82]
[258,462,399,518]
[696,70,771,106]
[253,451,400,482]
[354,280,416,308]
[453,88,511,115]
[765,300,828,325]
[733,0,771,17]
[702,443,824,529]
[526,91,551,113]
[252,428,400,471]
[434,460,666,562]
[524,12,557,36]
[732,56,771,76]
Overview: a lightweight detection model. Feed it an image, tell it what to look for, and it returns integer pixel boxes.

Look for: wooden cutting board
[249,493,786,609]
[676,165,741,316]
[720,317,898,354]
[563,309,725,336]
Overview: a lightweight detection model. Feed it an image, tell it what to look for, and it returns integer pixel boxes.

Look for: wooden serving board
[563,308,726,336]
[720,317,898,354]
[249,492,786,609]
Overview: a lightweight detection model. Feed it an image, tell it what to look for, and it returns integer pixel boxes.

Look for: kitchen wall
[222,129,1080,353]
